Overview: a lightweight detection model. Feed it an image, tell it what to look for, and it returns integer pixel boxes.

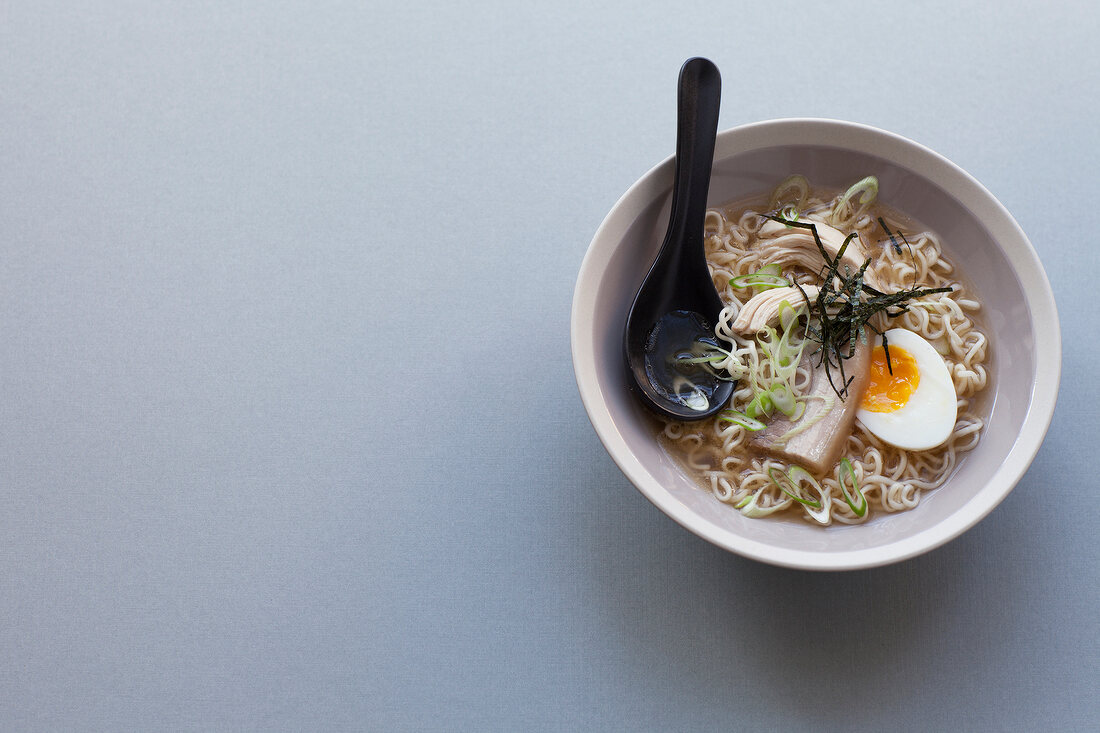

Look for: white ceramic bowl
[571,118,1060,571]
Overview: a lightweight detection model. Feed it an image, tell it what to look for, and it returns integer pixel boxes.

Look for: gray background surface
[1,1,1096,730]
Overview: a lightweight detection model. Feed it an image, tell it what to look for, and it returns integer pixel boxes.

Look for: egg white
[856,328,957,451]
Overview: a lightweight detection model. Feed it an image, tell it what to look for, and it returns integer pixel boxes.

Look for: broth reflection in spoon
[642,310,726,413]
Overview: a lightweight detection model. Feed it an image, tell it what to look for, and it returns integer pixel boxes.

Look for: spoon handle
[666,58,721,259]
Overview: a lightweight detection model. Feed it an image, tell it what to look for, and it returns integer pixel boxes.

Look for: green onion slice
[772,301,806,379]
[831,175,879,222]
[744,391,774,419]
[777,299,800,333]
[768,465,831,524]
[787,466,831,524]
[776,393,830,443]
[730,272,790,290]
[769,384,797,417]
[768,174,810,213]
[738,487,792,517]
[837,458,867,517]
[718,410,766,431]
[768,466,821,509]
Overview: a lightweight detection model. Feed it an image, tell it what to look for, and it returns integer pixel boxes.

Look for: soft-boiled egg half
[856,328,957,450]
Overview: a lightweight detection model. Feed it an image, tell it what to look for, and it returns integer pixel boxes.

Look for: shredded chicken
[731,286,820,334]
[757,219,880,290]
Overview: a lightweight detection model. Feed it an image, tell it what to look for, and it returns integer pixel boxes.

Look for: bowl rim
[571,117,1061,571]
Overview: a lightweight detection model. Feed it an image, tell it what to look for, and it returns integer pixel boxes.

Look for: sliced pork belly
[750,340,873,476]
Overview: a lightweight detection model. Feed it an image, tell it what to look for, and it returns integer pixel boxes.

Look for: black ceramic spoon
[623,58,734,421]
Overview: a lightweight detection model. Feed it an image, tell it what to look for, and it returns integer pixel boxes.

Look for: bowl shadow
[571,456,1029,728]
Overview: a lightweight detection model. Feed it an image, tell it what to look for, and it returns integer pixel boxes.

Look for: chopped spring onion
[767,465,831,525]
[837,458,867,517]
[777,299,800,333]
[768,466,820,509]
[755,303,805,387]
[672,343,746,380]
[737,487,792,517]
[768,384,797,417]
[771,318,799,372]
[718,410,766,431]
[730,270,790,290]
[736,298,809,428]
[830,175,879,222]
[744,391,774,419]
[776,392,833,443]
[768,174,810,214]
[788,466,831,524]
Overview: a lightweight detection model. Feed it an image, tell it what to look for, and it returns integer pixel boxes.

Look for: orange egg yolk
[861,345,920,413]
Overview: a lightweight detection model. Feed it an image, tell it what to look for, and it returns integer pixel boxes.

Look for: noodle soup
[659,176,990,525]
